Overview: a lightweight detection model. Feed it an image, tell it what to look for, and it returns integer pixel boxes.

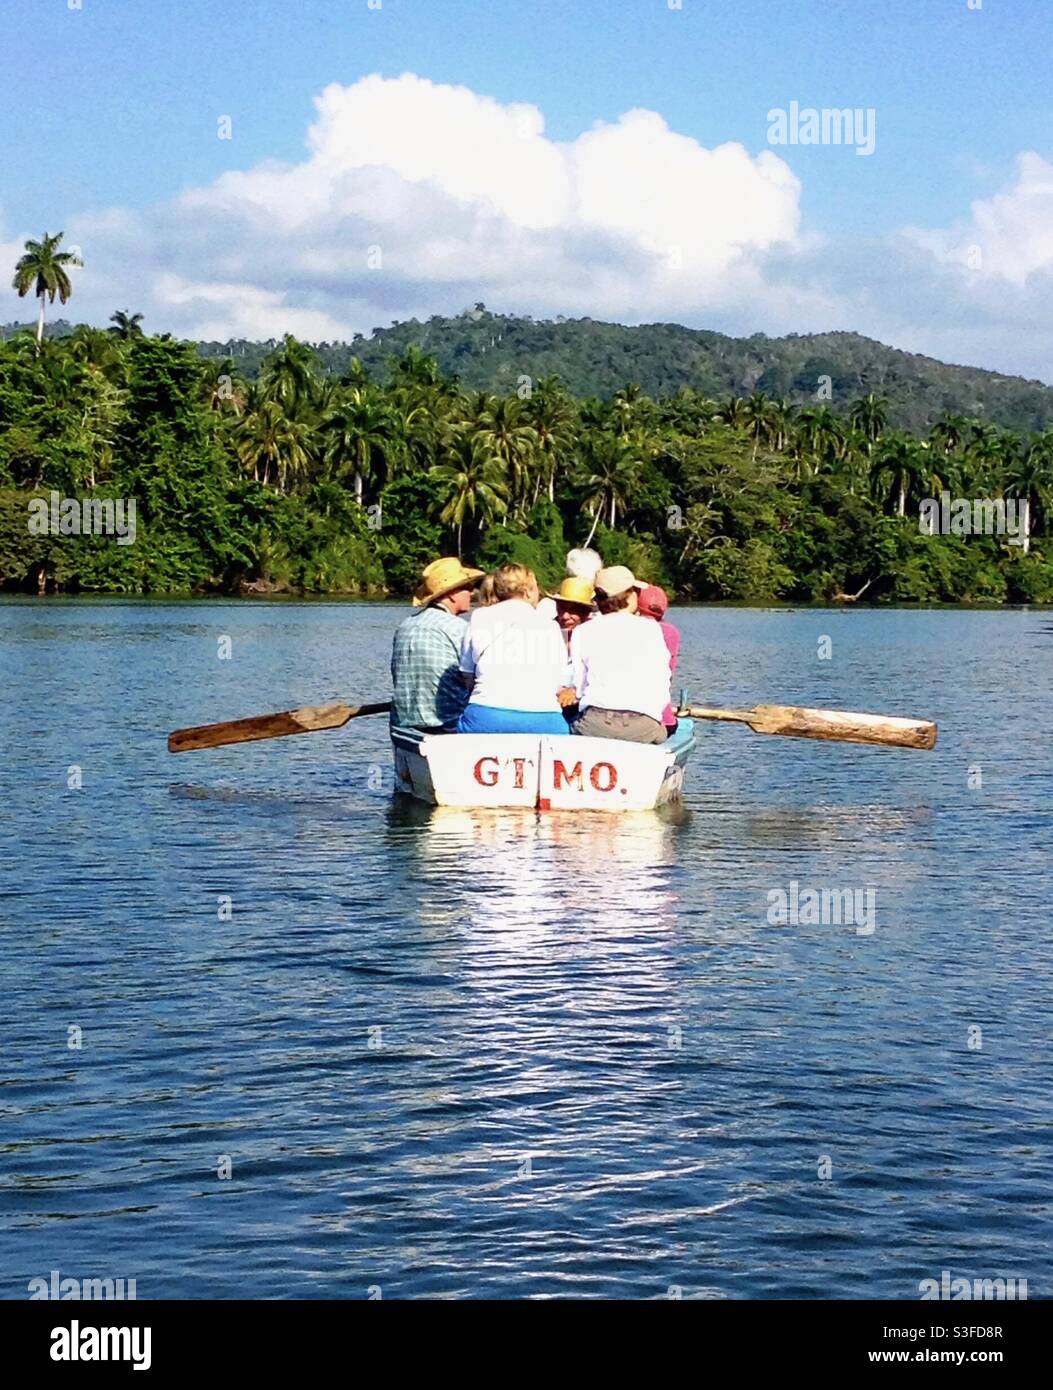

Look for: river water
[1,599,1050,1299]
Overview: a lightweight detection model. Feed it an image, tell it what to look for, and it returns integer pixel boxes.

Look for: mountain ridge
[4,311,1052,435]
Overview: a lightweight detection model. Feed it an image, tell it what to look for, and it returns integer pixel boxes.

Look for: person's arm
[550,626,577,706]
[570,624,587,701]
[664,623,680,676]
[458,623,477,691]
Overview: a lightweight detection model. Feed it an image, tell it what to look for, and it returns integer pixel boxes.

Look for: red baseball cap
[637,584,669,619]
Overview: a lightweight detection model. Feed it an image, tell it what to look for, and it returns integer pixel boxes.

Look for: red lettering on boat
[590,761,617,792]
[474,756,499,787]
[553,760,583,790]
[512,757,526,789]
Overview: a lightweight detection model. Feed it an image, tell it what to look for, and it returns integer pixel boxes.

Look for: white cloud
[32,74,809,341]
[906,152,1053,286]
[863,154,1053,379]
[2,78,1051,383]
[154,273,352,343]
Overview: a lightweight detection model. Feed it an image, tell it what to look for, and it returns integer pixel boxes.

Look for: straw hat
[550,576,595,609]
[412,557,484,607]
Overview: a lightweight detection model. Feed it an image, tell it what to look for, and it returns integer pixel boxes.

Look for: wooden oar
[169,697,934,754]
[676,703,937,750]
[168,700,392,753]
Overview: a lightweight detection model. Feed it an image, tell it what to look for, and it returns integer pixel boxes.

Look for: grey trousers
[572,707,668,744]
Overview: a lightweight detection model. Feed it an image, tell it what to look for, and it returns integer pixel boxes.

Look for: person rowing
[569,565,672,744]
[457,564,569,734]
[390,557,483,742]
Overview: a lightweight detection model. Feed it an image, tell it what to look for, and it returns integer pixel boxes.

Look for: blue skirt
[457,704,569,735]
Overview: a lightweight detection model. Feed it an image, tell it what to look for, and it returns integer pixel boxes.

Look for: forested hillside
[6,309,1053,436]
[1,321,1051,604]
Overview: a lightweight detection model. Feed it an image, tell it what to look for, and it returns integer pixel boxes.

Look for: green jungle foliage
[1,322,1051,603]
[10,306,1053,435]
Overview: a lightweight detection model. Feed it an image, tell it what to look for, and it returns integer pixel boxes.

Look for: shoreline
[1,592,1049,612]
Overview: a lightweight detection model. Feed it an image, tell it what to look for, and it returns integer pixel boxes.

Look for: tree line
[2,232,1052,603]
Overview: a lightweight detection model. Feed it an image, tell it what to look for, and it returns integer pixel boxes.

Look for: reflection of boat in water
[385,796,687,942]
[391,721,696,812]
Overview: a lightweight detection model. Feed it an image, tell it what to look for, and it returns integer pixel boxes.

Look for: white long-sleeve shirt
[570,610,672,723]
[460,598,567,712]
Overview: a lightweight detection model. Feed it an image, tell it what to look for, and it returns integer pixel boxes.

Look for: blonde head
[492,563,539,605]
[474,573,499,607]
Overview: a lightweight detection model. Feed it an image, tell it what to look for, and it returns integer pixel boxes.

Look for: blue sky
[3,0,1052,379]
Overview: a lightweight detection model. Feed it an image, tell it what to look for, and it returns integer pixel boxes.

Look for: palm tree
[389,396,439,474]
[874,436,926,517]
[795,406,845,478]
[321,391,396,504]
[313,377,339,418]
[766,399,796,454]
[108,310,144,341]
[659,388,718,435]
[918,442,961,501]
[200,357,246,415]
[35,337,87,406]
[849,393,889,457]
[930,414,970,456]
[430,431,509,557]
[963,424,1017,496]
[11,232,83,345]
[716,396,750,430]
[740,392,788,459]
[576,397,611,433]
[234,396,314,491]
[341,357,370,389]
[610,382,653,437]
[69,325,125,380]
[475,396,539,517]
[259,335,319,414]
[524,378,576,503]
[576,433,642,544]
[1004,434,1053,553]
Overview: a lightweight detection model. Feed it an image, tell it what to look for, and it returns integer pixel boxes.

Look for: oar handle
[676,705,753,724]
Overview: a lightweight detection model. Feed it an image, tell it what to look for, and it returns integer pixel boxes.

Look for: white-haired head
[566,548,603,581]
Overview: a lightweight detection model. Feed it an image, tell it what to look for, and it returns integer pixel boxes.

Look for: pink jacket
[658,620,680,727]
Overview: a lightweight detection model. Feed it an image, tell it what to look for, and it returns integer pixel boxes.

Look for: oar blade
[168,702,357,753]
[746,704,937,749]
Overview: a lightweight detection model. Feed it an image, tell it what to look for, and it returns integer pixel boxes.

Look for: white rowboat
[392,721,696,811]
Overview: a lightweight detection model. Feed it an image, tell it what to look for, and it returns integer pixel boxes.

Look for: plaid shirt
[390,604,470,735]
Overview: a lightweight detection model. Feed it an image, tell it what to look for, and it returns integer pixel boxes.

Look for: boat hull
[392,722,695,811]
